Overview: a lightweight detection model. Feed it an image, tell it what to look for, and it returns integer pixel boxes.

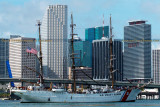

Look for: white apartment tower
[41,5,68,79]
[9,37,36,78]
[152,49,160,84]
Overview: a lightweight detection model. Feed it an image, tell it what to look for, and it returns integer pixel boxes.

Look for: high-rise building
[85,26,109,68]
[41,5,68,79]
[0,39,9,78]
[10,35,21,39]
[9,37,36,78]
[92,38,123,81]
[113,39,123,81]
[85,26,109,42]
[85,28,95,42]
[74,41,92,67]
[95,26,109,40]
[68,35,81,68]
[152,50,160,84]
[123,20,151,82]
[73,35,82,42]
[68,67,92,80]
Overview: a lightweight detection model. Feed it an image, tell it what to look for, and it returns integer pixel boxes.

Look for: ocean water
[0,100,160,107]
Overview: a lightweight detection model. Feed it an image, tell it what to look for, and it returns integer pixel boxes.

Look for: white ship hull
[12,89,141,103]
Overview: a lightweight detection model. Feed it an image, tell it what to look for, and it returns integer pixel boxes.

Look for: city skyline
[0,0,160,49]
[0,1,159,104]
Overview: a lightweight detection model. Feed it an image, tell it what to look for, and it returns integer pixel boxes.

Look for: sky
[0,0,160,49]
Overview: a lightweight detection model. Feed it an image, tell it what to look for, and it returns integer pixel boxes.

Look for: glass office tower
[123,20,151,82]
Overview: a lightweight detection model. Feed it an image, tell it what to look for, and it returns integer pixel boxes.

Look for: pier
[137,92,159,100]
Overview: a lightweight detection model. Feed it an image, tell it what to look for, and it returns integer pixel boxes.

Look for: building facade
[152,50,160,84]
[0,39,9,78]
[10,35,21,39]
[113,39,123,81]
[92,38,123,81]
[9,37,36,78]
[74,41,92,67]
[41,5,68,79]
[85,26,109,42]
[85,28,95,42]
[85,26,109,68]
[123,20,151,82]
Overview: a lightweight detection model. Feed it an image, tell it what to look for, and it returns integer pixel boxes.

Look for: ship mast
[70,14,76,93]
[103,14,104,37]
[37,20,43,85]
[109,15,114,89]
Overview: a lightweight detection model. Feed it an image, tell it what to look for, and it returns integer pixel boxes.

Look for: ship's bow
[124,88,141,102]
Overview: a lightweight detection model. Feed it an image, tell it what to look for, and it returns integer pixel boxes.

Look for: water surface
[0,100,160,107]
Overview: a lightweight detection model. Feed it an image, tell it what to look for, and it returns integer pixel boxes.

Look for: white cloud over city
[0,0,160,49]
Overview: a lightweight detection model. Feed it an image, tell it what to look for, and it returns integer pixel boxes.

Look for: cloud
[156,44,160,49]
[0,32,11,38]
[152,42,160,50]
[0,0,51,38]
[152,43,156,49]
[0,0,118,40]
[141,1,160,16]
[69,0,116,13]
[2,0,155,40]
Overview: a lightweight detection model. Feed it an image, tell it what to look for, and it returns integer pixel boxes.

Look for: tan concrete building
[9,37,36,79]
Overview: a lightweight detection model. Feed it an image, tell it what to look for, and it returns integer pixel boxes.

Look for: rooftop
[128,20,147,25]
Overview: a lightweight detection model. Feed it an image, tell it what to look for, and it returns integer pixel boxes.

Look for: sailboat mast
[70,14,76,93]
[103,14,104,37]
[109,15,114,88]
[37,21,43,84]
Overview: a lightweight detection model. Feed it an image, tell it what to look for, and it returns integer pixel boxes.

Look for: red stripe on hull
[121,89,132,102]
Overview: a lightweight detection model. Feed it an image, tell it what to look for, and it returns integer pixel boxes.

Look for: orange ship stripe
[121,89,132,102]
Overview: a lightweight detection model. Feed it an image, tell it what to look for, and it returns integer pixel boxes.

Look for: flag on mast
[26,47,38,55]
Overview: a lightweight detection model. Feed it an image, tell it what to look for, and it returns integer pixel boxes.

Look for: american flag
[26,47,38,55]
[53,84,57,88]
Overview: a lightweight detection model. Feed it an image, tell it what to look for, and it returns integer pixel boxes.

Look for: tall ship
[11,14,141,103]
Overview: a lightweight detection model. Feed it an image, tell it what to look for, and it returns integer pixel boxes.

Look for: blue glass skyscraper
[0,39,9,78]
[85,28,95,42]
[85,26,109,41]
[74,41,92,67]
[123,20,151,82]
[85,26,109,68]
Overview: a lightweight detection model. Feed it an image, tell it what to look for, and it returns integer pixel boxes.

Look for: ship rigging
[11,13,141,103]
